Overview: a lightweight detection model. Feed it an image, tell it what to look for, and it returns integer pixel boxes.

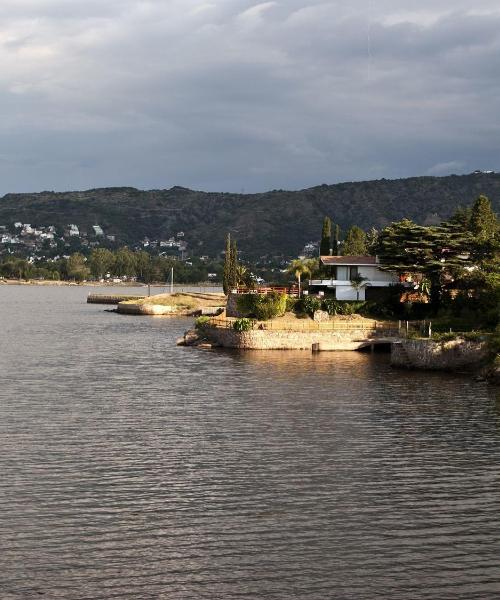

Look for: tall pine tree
[376,219,472,307]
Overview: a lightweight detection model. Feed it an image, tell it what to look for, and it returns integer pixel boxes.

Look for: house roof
[320,255,378,266]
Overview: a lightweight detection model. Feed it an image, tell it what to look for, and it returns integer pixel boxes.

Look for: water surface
[0,285,499,599]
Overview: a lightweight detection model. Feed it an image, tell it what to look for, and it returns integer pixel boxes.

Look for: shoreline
[0,278,220,288]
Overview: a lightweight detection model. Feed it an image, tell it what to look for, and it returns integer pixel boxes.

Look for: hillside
[1,173,499,258]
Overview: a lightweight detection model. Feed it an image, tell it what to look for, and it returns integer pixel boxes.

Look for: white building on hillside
[309,256,398,301]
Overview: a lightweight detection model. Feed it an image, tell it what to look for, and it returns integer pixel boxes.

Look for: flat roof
[320,255,378,266]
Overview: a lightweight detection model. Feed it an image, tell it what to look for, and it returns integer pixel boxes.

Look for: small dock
[87,293,146,305]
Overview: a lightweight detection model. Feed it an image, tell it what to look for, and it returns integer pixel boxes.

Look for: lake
[0,285,499,599]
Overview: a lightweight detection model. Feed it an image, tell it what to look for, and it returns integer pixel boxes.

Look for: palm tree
[350,274,368,300]
[287,259,311,297]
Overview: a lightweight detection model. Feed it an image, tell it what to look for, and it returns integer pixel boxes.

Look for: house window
[349,266,358,279]
[336,266,348,280]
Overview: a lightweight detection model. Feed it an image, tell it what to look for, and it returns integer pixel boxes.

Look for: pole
[170,267,174,294]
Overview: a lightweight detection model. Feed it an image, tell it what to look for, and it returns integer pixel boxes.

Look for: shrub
[195,316,211,329]
[236,292,287,320]
[235,293,256,315]
[233,317,253,332]
[285,295,298,312]
[322,298,341,315]
[322,298,366,316]
[298,295,322,316]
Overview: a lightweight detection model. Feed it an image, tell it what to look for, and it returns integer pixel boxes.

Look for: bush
[298,295,322,316]
[322,298,366,316]
[322,298,340,315]
[236,292,287,320]
[285,295,298,312]
[233,317,253,332]
[195,316,211,329]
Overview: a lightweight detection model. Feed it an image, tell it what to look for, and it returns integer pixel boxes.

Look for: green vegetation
[343,226,367,255]
[0,248,221,283]
[374,195,499,333]
[287,258,318,296]
[320,216,332,256]
[322,298,366,316]
[236,292,287,320]
[233,317,253,332]
[1,174,499,259]
[195,316,211,329]
[298,295,322,316]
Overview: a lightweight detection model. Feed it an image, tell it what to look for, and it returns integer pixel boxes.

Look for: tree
[376,219,472,307]
[332,224,341,255]
[89,248,114,279]
[469,195,499,261]
[113,247,135,277]
[470,195,498,240]
[366,227,379,254]
[135,251,152,283]
[287,259,312,297]
[320,216,332,256]
[230,238,239,288]
[222,234,239,294]
[343,226,368,255]
[350,273,368,301]
[66,253,91,282]
[223,234,231,294]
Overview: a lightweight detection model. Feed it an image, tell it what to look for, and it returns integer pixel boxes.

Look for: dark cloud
[1,1,499,194]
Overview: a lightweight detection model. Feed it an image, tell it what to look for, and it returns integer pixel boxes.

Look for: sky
[1,0,500,194]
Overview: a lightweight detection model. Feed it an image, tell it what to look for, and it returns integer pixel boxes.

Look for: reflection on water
[0,285,499,599]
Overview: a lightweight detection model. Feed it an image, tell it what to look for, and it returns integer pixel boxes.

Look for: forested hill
[1,172,499,258]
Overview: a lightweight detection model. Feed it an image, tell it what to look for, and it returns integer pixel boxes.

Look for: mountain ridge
[1,173,499,258]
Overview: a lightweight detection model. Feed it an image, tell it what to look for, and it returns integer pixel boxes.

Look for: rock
[177,329,202,346]
[313,310,330,323]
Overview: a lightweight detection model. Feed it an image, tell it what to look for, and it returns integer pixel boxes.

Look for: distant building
[93,225,104,236]
[68,224,79,237]
[301,241,318,257]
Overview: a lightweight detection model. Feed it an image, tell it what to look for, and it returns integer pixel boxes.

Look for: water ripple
[0,285,499,599]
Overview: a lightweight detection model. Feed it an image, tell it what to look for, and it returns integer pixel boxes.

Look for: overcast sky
[1,0,499,194]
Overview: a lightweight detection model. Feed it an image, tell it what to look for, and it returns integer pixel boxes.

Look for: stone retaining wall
[391,338,488,370]
[205,326,394,350]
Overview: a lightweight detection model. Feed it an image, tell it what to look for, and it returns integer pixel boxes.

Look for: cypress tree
[320,217,332,256]
[230,238,239,290]
[223,233,231,294]
[332,224,340,255]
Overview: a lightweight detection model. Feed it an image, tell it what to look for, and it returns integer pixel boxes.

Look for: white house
[309,256,398,301]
